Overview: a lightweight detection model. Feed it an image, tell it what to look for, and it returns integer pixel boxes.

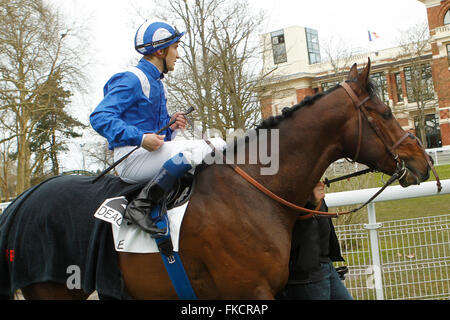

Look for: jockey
[90,20,226,238]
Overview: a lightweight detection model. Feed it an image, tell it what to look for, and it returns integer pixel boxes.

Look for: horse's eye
[382,110,393,120]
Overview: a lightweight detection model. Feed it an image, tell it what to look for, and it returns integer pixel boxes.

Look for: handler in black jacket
[277,181,353,300]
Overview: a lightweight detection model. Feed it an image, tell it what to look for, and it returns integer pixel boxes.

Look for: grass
[328,164,450,300]
[374,194,450,222]
[335,212,450,300]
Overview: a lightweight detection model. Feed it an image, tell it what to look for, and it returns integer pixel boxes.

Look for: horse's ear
[347,63,358,80]
[358,57,371,86]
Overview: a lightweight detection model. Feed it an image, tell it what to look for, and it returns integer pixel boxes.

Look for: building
[257,0,450,148]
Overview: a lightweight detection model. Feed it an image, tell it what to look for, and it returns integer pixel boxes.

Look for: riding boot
[124,153,193,238]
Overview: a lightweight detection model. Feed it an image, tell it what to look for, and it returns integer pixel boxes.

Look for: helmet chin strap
[162,58,168,74]
[159,48,169,74]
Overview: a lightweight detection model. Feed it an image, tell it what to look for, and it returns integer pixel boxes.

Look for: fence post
[364,203,384,300]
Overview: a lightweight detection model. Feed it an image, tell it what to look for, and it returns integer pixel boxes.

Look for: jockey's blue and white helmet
[134,20,185,55]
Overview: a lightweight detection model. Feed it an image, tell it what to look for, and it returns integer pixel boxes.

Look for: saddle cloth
[94,197,189,253]
[0,173,192,299]
[0,174,148,299]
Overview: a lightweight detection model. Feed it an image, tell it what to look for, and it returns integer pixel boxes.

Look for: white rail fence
[326,179,450,300]
[426,146,450,166]
[0,180,449,300]
[0,201,10,213]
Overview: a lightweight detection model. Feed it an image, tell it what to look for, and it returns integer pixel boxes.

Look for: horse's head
[340,58,431,187]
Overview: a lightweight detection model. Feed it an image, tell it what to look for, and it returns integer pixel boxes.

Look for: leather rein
[205,81,441,220]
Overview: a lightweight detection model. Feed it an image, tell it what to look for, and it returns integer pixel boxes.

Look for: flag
[368,30,380,41]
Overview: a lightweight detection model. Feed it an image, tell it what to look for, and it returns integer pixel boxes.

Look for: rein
[205,81,441,220]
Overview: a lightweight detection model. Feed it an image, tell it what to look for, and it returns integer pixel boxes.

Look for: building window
[371,72,389,104]
[305,28,321,65]
[447,43,450,65]
[404,64,435,103]
[321,81,339,92]
[394,72,403,103]
[444,9,450,25]
[271,30,287,64]
[414,114,442,148]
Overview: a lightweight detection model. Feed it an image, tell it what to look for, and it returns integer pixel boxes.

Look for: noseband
[340,81,410,180]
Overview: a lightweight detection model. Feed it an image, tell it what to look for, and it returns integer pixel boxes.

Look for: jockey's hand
[310,181,326,206]
[141,133,165,152]
[169,111,188,131]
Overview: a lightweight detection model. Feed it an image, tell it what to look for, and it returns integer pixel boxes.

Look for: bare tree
[320,35,360,84]
[208,2,264,132]
[0,138,15,201]
[0,0,89,193]
[83,135,114,173]
[134,0,265,138]
[396,21,436,148]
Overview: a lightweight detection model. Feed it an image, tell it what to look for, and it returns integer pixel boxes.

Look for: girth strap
[151,205,197,299]
[415,135,442,193]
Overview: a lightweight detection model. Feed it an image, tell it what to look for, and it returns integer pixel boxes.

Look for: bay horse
[0,60,432,299]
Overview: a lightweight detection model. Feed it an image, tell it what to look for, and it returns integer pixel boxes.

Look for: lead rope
[323,168,374,187]
[416,138,442,193]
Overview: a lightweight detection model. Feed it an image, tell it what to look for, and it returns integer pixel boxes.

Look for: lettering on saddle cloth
[94,196,127,228]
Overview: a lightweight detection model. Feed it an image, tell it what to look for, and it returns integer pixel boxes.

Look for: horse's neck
[255,100,347,206]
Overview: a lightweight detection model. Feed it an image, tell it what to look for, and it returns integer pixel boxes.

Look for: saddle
[165,172,195,210]
[95,173,194,233]
[148,172,195,256]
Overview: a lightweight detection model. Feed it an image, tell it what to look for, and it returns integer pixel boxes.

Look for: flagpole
[367,30,376,54]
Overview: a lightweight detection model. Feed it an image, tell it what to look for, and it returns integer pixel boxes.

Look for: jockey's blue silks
[90,59,173,150]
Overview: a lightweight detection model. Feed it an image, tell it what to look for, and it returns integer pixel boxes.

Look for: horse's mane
[255,91,328,131]
[198,77,379,169]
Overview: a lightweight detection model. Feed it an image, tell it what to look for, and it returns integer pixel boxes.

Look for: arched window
[445,9,450,25]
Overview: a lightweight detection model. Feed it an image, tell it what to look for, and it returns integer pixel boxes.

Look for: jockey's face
[163,42,180,72]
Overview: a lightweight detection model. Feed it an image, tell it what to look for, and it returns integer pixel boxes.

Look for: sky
[44,0,428,171]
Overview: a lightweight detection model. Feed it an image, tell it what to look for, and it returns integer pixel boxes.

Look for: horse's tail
[0,177,61,301]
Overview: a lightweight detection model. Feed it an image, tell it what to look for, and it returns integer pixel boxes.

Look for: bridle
[339,81,441,193]
[340,81,409,181]
[204,81,441,220]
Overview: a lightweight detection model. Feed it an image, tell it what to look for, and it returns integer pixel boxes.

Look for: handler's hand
[310,181,326,206]
[141,133,165,152]
[169,111,188,131]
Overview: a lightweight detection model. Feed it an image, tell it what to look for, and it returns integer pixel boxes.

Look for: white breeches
[114,137,227,183]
